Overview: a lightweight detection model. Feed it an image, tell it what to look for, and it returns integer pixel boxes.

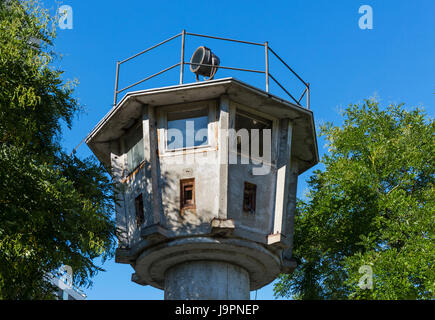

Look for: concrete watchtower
[86,31,318,300]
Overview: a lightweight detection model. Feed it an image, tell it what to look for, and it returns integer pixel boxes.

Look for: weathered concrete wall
[123,167,148,246]
[164,261,250,300]
[110,139,130,248]
[227,162,276,235]
[156,100,220,235]
[226,100,278,236]
[158,160,219,234]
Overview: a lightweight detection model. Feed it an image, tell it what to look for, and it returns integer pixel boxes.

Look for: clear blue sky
[44,0,434,299]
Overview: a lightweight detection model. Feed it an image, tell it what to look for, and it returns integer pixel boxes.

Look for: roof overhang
[86,77,319,174]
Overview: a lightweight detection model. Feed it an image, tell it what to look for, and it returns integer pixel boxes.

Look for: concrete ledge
[232,227,268,245]
[281,257,297,274]
[210,218,235,237]
[267,233,291,249]
[131,273,147,285]
[115,248,135,264]
[141,223,168,242]
[117,226,276,265]
[134,237,281,291]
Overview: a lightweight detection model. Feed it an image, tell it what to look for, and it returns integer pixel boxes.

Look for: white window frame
[157,100,217,157]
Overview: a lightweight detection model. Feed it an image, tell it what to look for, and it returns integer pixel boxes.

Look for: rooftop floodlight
[190,46,220,81]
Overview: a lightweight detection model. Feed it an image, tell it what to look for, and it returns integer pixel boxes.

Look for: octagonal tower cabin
[86,39,318,300]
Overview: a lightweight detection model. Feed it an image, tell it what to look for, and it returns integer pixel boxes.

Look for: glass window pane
[126,123,144,173]
[235,111,272,157]
[167,108,209,150]
[127,138,144,172]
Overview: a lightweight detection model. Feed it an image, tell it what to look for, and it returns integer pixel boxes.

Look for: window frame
[180,178,196,212]
[157,100,217,157]
[166,107,209,151]
[232,103,279,166]
[123,120,145,176]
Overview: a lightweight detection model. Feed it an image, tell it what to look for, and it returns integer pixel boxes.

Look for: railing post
[180,29,186,84]
[306,83,310,110]
[114,61,120,106]
[265,41,269,92]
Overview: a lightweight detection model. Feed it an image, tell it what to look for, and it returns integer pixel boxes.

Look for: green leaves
[275,99,434,300]
[0,1,116,299]
[0,0,79,155]
[0,145,116,299]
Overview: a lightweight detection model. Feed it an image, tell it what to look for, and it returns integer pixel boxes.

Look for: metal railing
[113,30,310,109]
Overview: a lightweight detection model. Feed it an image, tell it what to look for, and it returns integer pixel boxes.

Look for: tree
[274,99,434,299]
[0,0,116,299]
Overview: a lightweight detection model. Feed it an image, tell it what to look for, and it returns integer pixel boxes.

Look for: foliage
[0,0,116,299]
[274,100,434,299]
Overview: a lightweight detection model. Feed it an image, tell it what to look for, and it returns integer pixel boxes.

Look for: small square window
[243,182,256,214]
[135,194,144,227]
[180,178,195,211]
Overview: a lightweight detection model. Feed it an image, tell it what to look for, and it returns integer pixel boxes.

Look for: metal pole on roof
[113,61,120,106]
[180,29,186,84]
[307,83,310,109]
[265,41,269,92]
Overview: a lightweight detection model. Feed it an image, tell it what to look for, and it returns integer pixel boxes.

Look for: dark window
[243,182,256,214]
[135,194,144,227]
[180,178,195,210]
[235,111,272,158]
